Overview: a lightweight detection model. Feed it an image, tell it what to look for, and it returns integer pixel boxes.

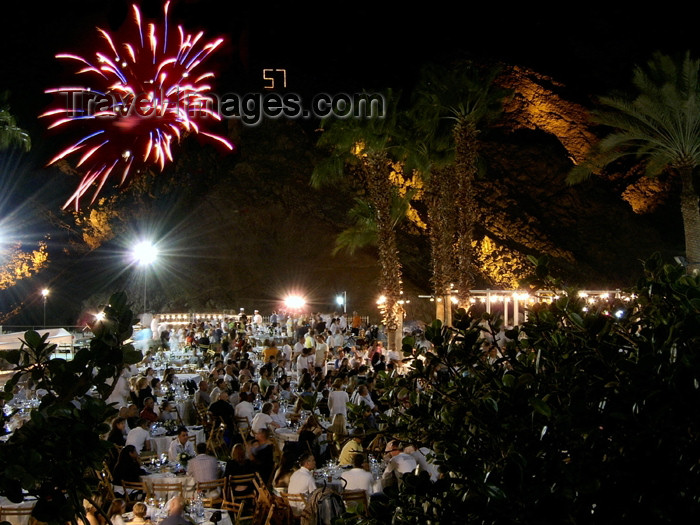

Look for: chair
[206,422,228,459]
[95,464,117,503]
[187,434,197,444]
[0,506,35,521]
[341,490,368,515]
[227,473,256,502]
[150,480,183,500]
[235,416,251,436]
[280,493,307,519]
[196,478,226,508]
[121,480,149,503]
[220,500,244,522]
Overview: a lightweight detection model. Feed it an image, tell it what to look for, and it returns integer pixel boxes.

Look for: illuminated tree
[0,92,30,151]
[409,62,511,307]
[569,51,700,274]
[312,90,405,349]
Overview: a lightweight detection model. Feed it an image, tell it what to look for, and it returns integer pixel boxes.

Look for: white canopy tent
[0,328,75,351]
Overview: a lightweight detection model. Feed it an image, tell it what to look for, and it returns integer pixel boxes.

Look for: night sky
[1,1,698,325]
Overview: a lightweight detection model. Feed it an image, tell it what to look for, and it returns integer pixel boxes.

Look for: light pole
[41,288,49,327]
[336,291,347,314]
[131,240,158,314]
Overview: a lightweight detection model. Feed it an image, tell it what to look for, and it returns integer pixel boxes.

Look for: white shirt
[341,468,375,495]
[168,438,196,462]
[328,390,349,418]
[234,401,254,425]
[287,466,317,496]
[382,452,417,480]
[187,453,220,484]
[270,410,287,428]
[251,412,274,433]
[410,447,439,482]
[125,426,150,454]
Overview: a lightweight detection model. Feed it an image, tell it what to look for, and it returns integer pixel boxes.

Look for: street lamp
[336,291,347,314]
[131,240,158,314]
[41,288,49,327]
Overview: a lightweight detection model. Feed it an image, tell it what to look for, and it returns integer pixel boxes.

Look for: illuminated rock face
[497,65,598,165]
[454,64,679,288]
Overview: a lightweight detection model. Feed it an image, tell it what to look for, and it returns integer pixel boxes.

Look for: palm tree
[0,91,30,151]
[331,191,416,256]
[410,62,511,306]
[569,51,700,274]
[312,90,406,349]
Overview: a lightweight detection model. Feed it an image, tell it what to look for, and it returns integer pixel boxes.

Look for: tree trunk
[454,120,479,303]
[679,167,700,274]
[426,165,458,324]
[364,152,402,350]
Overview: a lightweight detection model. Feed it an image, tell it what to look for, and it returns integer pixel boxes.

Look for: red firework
[41,1,234,209]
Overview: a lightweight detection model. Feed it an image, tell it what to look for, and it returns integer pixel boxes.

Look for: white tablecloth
[140,471,197,499]
[0,496,35,525]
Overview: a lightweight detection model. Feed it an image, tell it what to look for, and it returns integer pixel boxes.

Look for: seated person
[112,445,148,486]
[168,428,196,463]
[340,453,376,505]
[224,443,256,498]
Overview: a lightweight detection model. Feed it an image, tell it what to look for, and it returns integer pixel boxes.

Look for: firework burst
[42,1,234,209]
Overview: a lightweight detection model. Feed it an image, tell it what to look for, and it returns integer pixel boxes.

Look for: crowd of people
[97,308,438,520]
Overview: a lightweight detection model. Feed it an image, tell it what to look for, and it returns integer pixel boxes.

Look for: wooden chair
[235,416,251,437]
[121,480,149,503]
[206,422,228,459]
[341,489,368,515]
[220,500,244,523]
[196,477,226,508]
[226,473,256,502]
[187,434,197,444]
[150,480,183,500]
[95,464,117,503]
[0,506,35,522]
[280,493,307,520]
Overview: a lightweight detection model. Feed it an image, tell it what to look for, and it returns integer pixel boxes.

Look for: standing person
[194,380,211,408]
[328,378,349,419]
[314,334,329,376]
[249,428,277,485]
[351,311,362,336]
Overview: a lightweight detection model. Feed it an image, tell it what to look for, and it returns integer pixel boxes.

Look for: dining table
[124,504,232,525]
[0,496,35,525]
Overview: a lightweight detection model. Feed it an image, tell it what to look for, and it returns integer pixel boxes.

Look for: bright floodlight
[284,295,306,310]
[41,288,50,298]
[131,240,158,266]
[95,312,106,322]
[336,295,344,306]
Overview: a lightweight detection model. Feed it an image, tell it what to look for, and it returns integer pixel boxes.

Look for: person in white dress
[328,379,349,419]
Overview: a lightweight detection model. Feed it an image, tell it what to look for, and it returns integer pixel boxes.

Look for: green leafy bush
[374,254,700,524]
[0,292,142,525]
